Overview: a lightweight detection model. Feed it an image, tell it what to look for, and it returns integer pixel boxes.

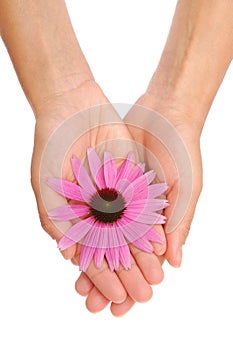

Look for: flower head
[47,149,168,271]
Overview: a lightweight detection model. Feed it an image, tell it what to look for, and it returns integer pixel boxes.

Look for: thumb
[31,175,77,260]
[164,179,202,267]
[35,190,77,260]
[31,135,77,260]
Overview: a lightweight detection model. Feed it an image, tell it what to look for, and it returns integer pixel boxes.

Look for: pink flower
[47,149,168,271]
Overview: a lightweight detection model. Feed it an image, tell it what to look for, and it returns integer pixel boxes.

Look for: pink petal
[104,151,117,188]
[122,183,134,205]
[71,156,96,194]
[105,248,120,271]
[130,170,155,191]
[95,165,106,189]
[138,163,146,172]
[87,148,101,179]
[113,225,161,255]
[148,183,168,198]
[131,185,149,201]
[116,152,134,183]
[79,187,94,202]
[79,246,95,272]
[49,204,89,221]
[108,226,127,248]
[127,163,145,182]
[119,245,131,270]
[57,236,76,250]
[84,223,110,249]
[47,178,84,201]
[96,224,109,248]
[94,248,106,269]
[125,195,168,223]
[60,218,93,245]
[127,198,169,211]
[124,209,166,224]
[117,218,151,242]
[143,228,165,244]
[132,237,154,253]
[145,170,156,184]
[83,225,102,248]
[130,174,148,194]
[115,179,130,193]
[87,148,105,189]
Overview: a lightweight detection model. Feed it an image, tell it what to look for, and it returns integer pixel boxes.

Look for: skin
[75,0,233,315]
[0,0,232,316]
[0,0,165,309]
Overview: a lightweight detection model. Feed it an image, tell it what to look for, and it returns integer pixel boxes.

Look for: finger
[165,184,202,267]
[151,224,167,256]
[117,257,153,303]
[76,275,136,316]
[86,287,110,313]
[129,245,164,285]
[75,272,94,296]
[85,260,127,304]
[72,250,127,303]
[110,296,135,317]
[73,249,153,303]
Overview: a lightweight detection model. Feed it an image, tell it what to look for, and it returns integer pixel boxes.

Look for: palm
[31,83,165,314]
[125,94,203,266]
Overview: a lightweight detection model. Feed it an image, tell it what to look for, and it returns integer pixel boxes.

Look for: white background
[0,1,232,349]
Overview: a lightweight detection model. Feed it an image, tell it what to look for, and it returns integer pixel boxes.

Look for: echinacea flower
[47,149,168,271]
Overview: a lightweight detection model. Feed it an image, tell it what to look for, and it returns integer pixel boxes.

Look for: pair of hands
[31,80,202,316]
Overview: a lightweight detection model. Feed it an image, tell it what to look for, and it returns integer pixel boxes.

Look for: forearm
[148,0,233,128]
[0,0,93,114]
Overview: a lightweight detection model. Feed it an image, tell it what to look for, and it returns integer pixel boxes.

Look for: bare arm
[147,0,233,128]
[0,0,93,115]
[0,0,165,316]
[126,0,233,268]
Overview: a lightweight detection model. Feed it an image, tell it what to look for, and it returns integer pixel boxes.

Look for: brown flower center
[89,188,126,223]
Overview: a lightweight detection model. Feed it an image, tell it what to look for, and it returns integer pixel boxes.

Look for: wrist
[30,70,94,116]
[34,79,107,122]
[135,91,203,139]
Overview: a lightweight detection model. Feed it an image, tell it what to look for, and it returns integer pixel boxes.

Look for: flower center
[89,188,126,223]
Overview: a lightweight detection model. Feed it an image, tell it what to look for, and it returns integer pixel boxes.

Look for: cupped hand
[71,90,202,316]
[31,81,165,315]
[125,93,203,268]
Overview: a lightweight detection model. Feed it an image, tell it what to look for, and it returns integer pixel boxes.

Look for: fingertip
[153,242,167,256]
[75,273,93,296]
[86,261,128,304]
[110,296,135,317]
[151,225,167,256]
[112,289,128,304]
[166,247,183,268]
[150,267,164,285]
[60,245,77,260]
[85,288,110,313]
[165,229,184,267]
[134,284,153,303]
